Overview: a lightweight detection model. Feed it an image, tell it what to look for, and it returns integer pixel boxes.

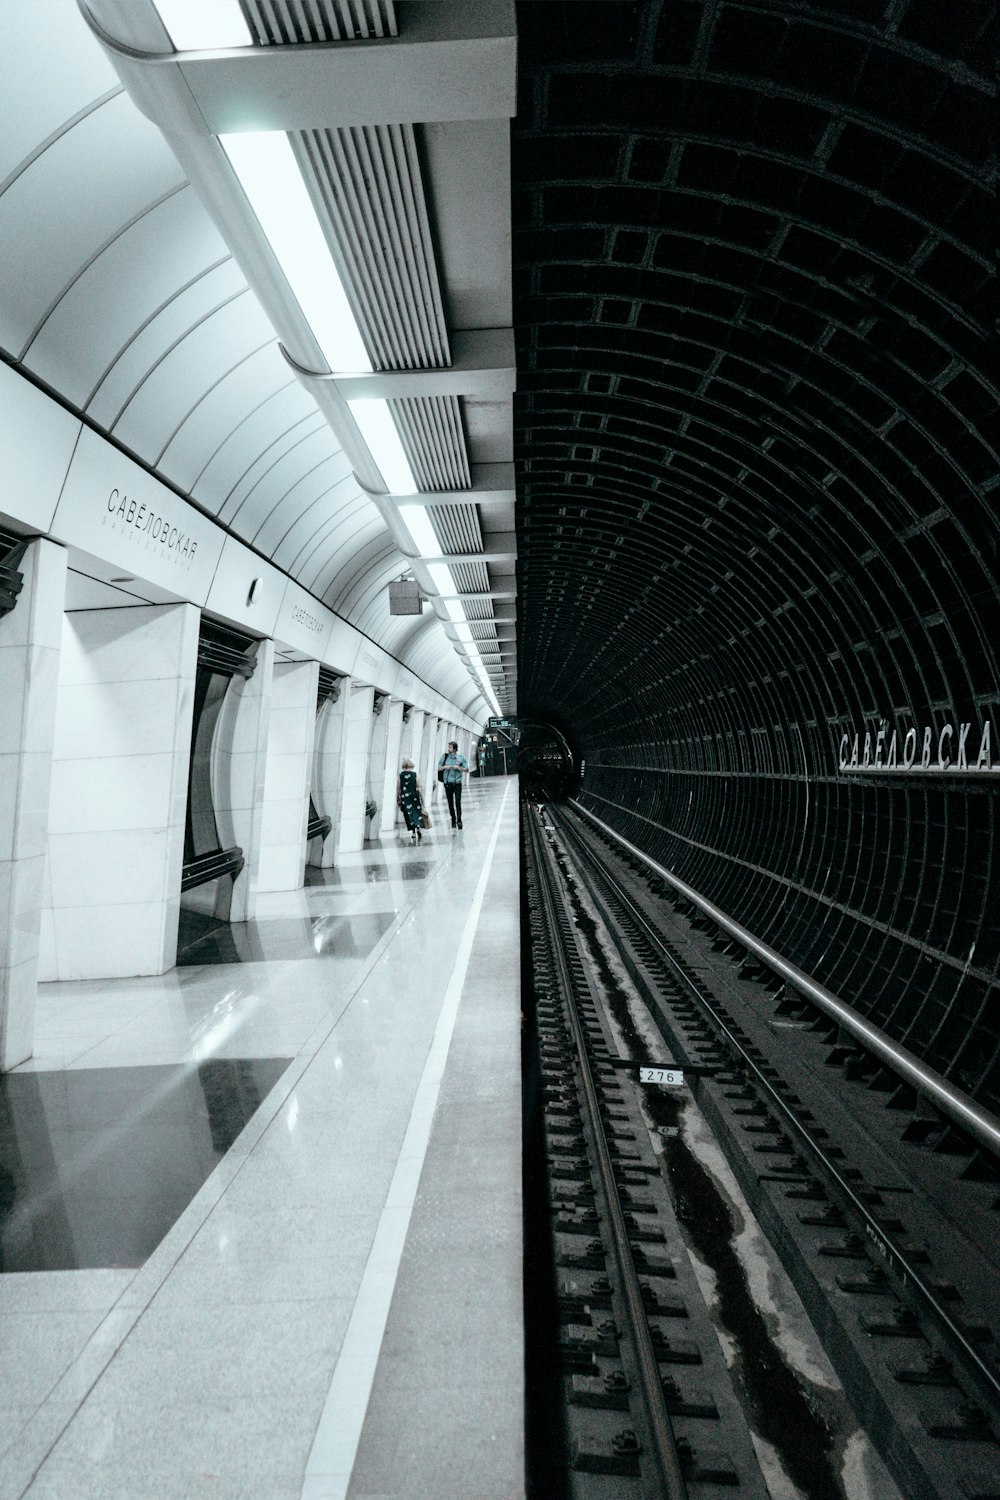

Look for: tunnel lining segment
[571,797,1000,1162]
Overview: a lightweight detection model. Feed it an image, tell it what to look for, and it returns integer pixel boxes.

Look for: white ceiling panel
[291,505,381,594]
[158,342,294,493]
[192,380,318,511]
[111,293,275,460]
[25,188,231,407]
[0,3,119,182]
[302,509,387,598]
[322,536,397,616]
[87,259,249,428]
[0,93,185,357]
[326,546,407,621]
[267,472,364,572]
[215,415,332,527]
[224,425,344,535]
[405,626,482,710]
[251,454,354,556]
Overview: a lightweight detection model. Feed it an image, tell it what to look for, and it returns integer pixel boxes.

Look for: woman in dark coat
[396,758,426,842]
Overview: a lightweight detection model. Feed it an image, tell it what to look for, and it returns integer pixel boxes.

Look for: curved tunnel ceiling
[512,3,999,1108]
[0,0,515,724]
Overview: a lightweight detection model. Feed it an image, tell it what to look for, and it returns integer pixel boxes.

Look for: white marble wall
[367,697,390,830]
[0,539,67,1068]
[212,637,275,922]
[41,601,199,981]
[378,698,405,835]
[408,711,426,797]
[257,659,318,893]
[399,707,414,765]
[337,682,375,853]
[421,717,442,811]
[313,688,347,869]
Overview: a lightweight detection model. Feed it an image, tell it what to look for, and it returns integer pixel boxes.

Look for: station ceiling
[1,1,518,722]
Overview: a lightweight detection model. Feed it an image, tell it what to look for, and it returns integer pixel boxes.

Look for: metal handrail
[181,846,244,892]
[571,798,1000,1159]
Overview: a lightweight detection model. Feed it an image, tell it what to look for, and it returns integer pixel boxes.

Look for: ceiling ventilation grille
[462,597,496,622]
[428,501,483,556]
[470,621,498,641]
[391,395,471,491]
[242,0,397,44]
[294,125,449,371]
[450,560,490,595]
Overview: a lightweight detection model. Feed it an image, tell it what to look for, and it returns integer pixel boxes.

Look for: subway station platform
[0,777,523,1500]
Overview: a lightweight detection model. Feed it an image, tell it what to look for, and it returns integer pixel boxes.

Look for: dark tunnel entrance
[518,719,578,802]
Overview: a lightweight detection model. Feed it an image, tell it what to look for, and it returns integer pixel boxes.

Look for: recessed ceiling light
[348,399,417,495]
[151,0,252,51]
[110,576,134,583]
[220,131,371,374]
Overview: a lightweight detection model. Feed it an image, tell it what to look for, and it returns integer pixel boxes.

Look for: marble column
[41,599,199,981]
[0,538,66,1069]
[314,686,348,868]
[258,659,319,892]
[366,695,390,832]
[337,682,375,853]
[378,699,405,835]
[213,637,275,922]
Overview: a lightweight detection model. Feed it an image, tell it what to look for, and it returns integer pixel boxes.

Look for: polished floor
[0,777,523,1500]
[0,1059,289,1273]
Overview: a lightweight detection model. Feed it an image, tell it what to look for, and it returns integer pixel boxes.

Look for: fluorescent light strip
[344,399,418,495]
[219,134,420,497]
[428,565,467,623]
[220,132,371,374]
[467,643,500,713]
[153,0,252,48]
[398,505,439,557]
[424,562,499,708]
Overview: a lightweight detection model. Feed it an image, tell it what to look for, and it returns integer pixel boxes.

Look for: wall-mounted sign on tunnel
[838,716,996,775]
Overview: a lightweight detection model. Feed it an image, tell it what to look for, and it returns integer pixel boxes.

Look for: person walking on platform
[397,758,426,842]
[438,741,469,829]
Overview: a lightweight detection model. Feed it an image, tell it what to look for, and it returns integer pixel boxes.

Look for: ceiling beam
[427,546,516,564]
[395,463,515,508]
[90,2,517,134]
[333,328,514,400]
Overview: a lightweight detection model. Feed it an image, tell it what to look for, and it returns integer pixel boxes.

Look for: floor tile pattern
[0,1060,289,1272]
[0,780,523,1500]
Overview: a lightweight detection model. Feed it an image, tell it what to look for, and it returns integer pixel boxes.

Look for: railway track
[523,801,1000,1500]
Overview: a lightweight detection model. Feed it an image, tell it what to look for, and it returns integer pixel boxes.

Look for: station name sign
[839,716,997,775]
[105,487,198,562]
[49,425,224,603]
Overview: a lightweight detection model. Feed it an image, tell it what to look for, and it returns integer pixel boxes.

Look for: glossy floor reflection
[176,910,396,966]
[0,780,522,1500]
[0,1060,289,1272]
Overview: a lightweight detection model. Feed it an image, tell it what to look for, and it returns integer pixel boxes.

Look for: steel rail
[528,815,688,1500]
[571,799,1000,1160]
[557,804,1000,1410]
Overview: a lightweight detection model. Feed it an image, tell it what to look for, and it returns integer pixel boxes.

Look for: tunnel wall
[570,489,999,1112]
[514,2,998,1116]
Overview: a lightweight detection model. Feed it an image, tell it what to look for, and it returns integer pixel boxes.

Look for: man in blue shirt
[438,741,469,828]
